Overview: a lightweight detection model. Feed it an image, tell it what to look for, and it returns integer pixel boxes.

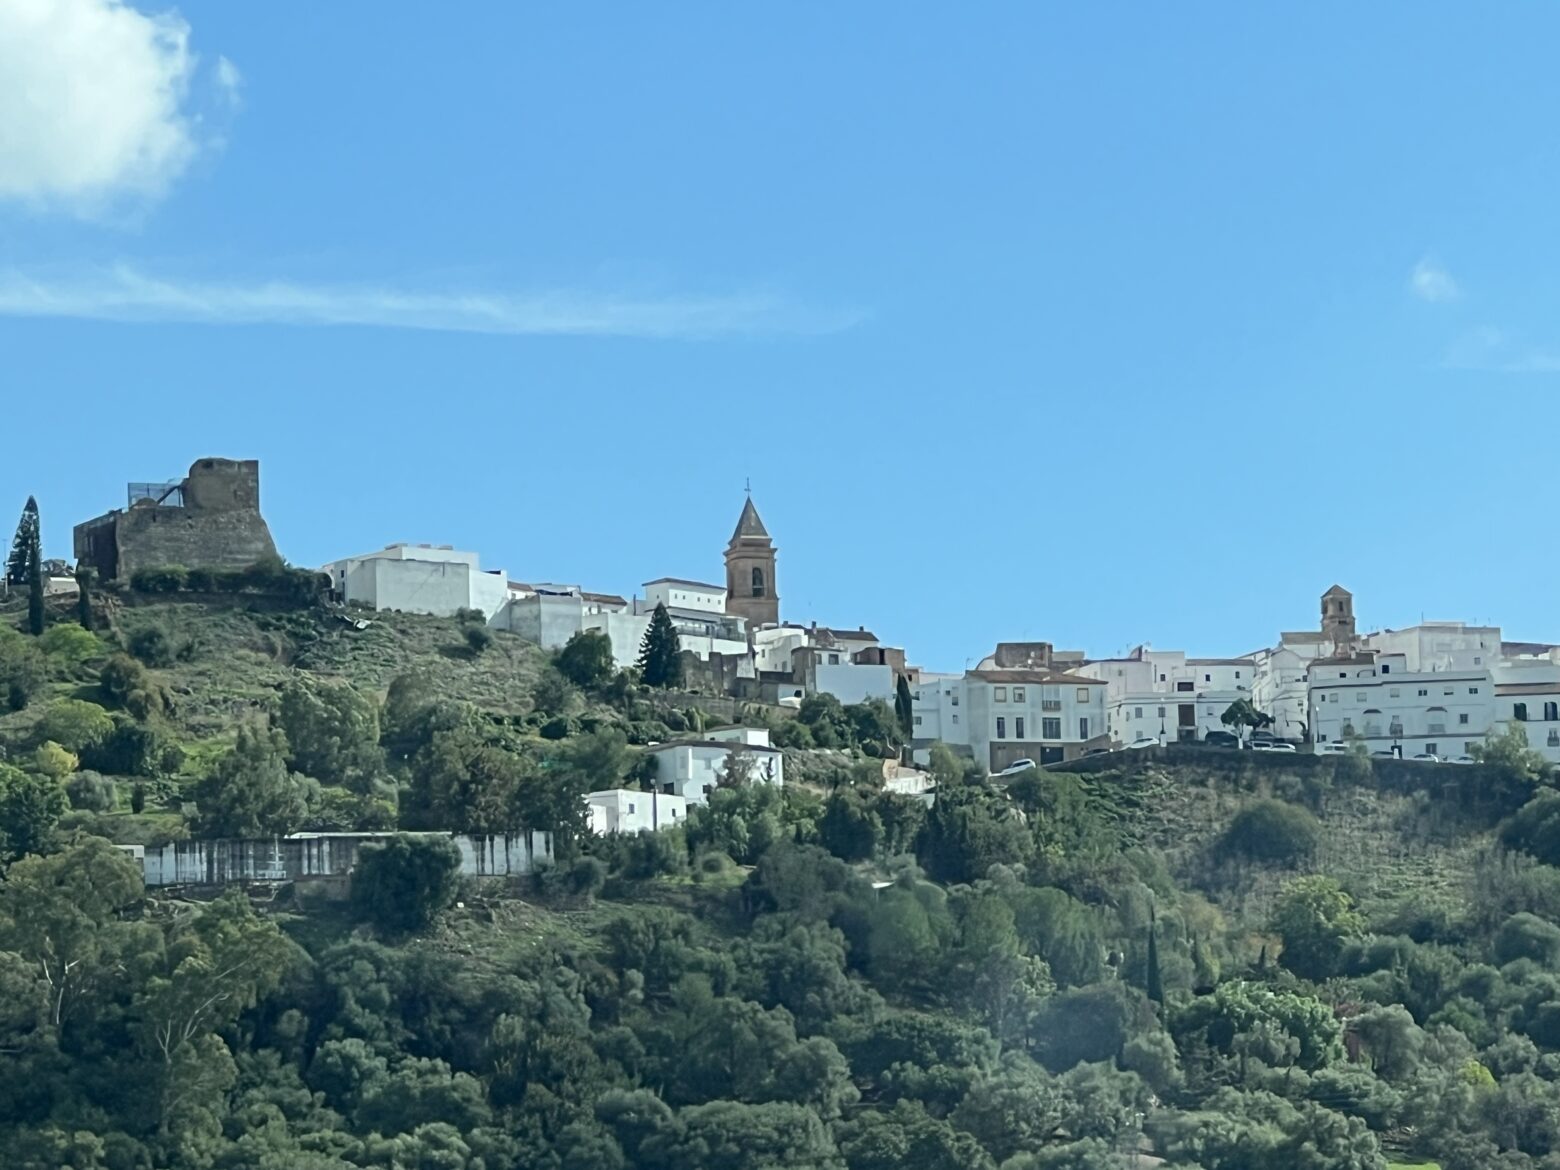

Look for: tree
[557,629,617,689]
[277,677,385,792]
[350,834,462,934]
[839,1100,996,1170]
[1474,724,1550,790]
[716,746,759,788]
[916,786,1033,885]
[24,502,44,637]
[1146,908,1165,1005]
[894,675,916,742]
[0,764,69,861]
[637,603,682,688]
[6,495,37,587]
[194,723,313,837]
[1269,876,1366,981]
[848,699,904,758]
[1219,799,1321,866]
[75,566,95,631]
[1221,698,1273,744]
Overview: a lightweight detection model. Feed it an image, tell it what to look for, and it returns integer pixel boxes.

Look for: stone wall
[73,457,279,580]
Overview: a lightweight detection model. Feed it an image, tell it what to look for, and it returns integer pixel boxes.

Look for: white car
[997,758,1037,777]
[1412,753,1441,763]
[1124,737,1160,751]
[1256,742,1296,753]
[1452,755,1477,765]
[1319,743,1349,755]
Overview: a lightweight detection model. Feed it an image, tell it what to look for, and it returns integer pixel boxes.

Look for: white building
[586,788,687,835]
[324,543,511,620]
[1308,651,1494,758]
[1364,622,1501,673]
[908,671,964,745]
[502,578,752,670]
[644,728,784,805]
[1079,647,1255,745]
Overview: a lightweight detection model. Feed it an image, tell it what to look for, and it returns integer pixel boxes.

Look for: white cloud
[1410,257,1460,303]
[1444,326,1560,374]
[0,0,206,211]
[214,55,243,108]
[0,264,860,339]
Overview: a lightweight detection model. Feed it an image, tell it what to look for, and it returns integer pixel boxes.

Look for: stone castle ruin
[74,458,279,581]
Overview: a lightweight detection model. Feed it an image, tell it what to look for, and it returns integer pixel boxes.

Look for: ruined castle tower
[74,458,279,581]
[724,496,779,628]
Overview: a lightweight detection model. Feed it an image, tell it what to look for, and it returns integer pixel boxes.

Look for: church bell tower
[725,496,779,628]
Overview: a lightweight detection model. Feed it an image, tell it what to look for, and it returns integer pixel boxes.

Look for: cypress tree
[6,496,38,587]
[1146,908,1165,1005]
[895,674,915,739]
[75,567,95,631]
[24,506,43,637]
[636,603,682,689]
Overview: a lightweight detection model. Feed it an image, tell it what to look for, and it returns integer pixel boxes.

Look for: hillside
[3,590,1560,1168]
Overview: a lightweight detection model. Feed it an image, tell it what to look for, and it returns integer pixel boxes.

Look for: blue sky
[3,2,1557,670]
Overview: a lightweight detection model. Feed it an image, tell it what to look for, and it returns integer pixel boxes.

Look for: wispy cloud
[1409,257,1460,303]
[0,264,860,339]
[214,55,243,109]
[1443,325,1560,374]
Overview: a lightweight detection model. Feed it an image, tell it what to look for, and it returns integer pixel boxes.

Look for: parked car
[1319,742,1350,755]
[1371,750,1396,758]
[1125,737,1160,751]
[1203,731,1240,748]
[1412,753,1441,763]
[1267,742,1297,753]
[996,758,1037,777]
[1452,755,1477,765]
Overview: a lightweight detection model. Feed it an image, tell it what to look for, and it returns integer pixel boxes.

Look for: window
[1459,713,1470,725]
[1157,706,1166,718]
[1079,717,1090,739]
[1204,673,1211,682]
[1159,673,1166,682]
[1013,687,1026,703]
[751,567,765,597]
[1515,702,1529,722]
[1389,718,1404,737]
[1015,717,1026,739]
[996,717,1006,739]
[994,686,1007,702]
[1475,657,1483,665]
[1381,664,1391,674]
[1417,689,1429,697]
[1389,688,1400,698]
[1355,691,1366,702]
[1547,702,1560,721]
[628,802,636,814]
[1342,721,1355,737]
[828,653,840,665]
[913,690,921,700]
[1426,743,1438,757]
[1444,687,1454,696]
[951,694,959,706]
[913,715,923,726]
[1469,687,1480,694]
[952,714,959,724]
[1551,729,1560,747]
[1176,681,1194,692]
[1077,688,1091,702]
[1134,706,1143,719]
[1235,671,1242,679]
[1043,717,1061,738]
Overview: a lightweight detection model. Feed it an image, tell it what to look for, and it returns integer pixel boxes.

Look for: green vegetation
[7,593,1560,1167]
[637,601,682,688]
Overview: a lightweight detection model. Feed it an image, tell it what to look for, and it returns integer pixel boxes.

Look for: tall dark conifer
[76,567,95,631]
[895,674,916,740]
[1146,908,1165,1005]
[25,510,44,636]
[637,603,682,689]
[6,496,38,587]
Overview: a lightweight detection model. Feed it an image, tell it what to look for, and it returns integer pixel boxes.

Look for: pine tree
[894,674,915,740]
[24,505,43,637]
[1146,908,1165,1005]
[636,603,682,689]
[6,496,38,587]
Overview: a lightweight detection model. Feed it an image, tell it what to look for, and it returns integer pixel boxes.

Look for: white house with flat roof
[1309,651,1493,758]
[644,729,784,805]
[586,789,687,835]
[323,544,511,620]
[1079,646,1255,745]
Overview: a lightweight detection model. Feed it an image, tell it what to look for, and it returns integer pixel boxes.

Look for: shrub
[464,625,494,655]
[65,771,117,812]
[351,834,462,934]
[131,565,188,593]
[1494,913,1560,967]
[34,699,114,752]
[81,714,184,777]
[31,741,78,780]
[38,623,101,667]
[1219,799,1321,866]
[99,654,169,719]
[128,625,175,668]
[185,567,216,592]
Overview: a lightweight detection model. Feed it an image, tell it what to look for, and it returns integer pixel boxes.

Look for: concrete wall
[131,830,553,887]
[587,789,688,834]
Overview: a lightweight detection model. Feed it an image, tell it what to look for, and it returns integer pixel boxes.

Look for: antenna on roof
[745,477,751,497]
